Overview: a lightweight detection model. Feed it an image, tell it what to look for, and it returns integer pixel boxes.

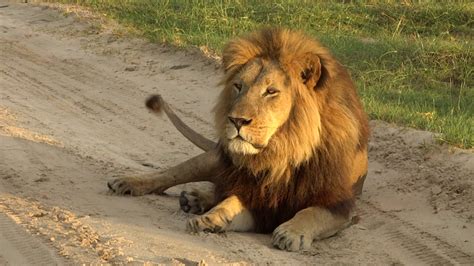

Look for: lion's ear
[300,53,324,90]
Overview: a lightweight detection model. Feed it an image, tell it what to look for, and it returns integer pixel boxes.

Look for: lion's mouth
[232,135,265,149]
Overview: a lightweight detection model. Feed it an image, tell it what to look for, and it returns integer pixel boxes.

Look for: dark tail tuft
[146,94,163,113]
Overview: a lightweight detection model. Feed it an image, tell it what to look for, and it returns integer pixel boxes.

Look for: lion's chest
[215,168,318,233]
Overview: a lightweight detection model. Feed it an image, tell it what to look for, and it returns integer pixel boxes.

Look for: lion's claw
[186,215,224,233]
[107,178,149,196]
[272,222,312,251]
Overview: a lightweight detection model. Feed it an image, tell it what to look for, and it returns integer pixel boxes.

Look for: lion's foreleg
[186,195,255,233]
[107,149,222,196]
[272,206,352,251]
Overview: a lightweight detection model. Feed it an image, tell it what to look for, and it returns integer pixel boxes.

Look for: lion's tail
[145,94,217,151]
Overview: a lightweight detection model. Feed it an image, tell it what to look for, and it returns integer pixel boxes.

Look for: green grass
[45,0,473,148]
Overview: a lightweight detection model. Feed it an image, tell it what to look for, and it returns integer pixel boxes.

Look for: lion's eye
[233,83,242,93]
[265,87,279,96]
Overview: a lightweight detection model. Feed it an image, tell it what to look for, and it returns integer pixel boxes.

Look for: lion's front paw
[179,190,214,214]
[107,177,154,196]
[186,214,226,234]
[272,221,313,251]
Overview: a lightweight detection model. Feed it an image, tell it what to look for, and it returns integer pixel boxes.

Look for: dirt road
[0,2,473,264]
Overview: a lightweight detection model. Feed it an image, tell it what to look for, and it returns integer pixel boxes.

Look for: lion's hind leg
[179,189,216,214]
[272,206,353,251]
[108,149,222,196]
[351,148,368,196]
[186,195,254,233]
[353,173,367,196]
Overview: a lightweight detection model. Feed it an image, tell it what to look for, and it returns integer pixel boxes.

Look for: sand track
[0,1,473,264]
[0,212,65,265]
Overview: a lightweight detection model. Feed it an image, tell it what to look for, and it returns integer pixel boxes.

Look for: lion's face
[214,28,334,171]
[221,59,293,155]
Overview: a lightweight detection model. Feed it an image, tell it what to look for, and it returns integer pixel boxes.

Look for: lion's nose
[228,116,252,130]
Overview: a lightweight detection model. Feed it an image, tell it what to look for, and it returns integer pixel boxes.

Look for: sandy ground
[0,1,473,265]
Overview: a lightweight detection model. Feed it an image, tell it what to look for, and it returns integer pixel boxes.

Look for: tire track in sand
[358,200,473,265]
[0,212,65,265]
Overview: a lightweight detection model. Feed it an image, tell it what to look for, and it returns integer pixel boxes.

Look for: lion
[107,28,369,251]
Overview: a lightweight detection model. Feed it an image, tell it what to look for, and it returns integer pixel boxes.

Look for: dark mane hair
[214,28,369,232]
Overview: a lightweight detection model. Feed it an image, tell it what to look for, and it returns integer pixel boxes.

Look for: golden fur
[213,28,369,232]
[108,28,370,249]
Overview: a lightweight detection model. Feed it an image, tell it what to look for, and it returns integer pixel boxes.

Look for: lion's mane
[213,28,369,233]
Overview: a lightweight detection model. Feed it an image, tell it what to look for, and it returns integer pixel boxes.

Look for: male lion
[108,28,369,251]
